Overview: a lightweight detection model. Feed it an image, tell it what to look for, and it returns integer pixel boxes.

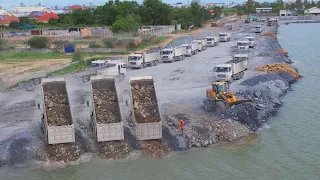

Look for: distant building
[0,15,19,26]
[37,12,59,23]
[12,6,53,17]
[0,10,13,16]
[256,8,272,13]
[279,10,292,16]
[304,7,320,15]
[68,5,83,11]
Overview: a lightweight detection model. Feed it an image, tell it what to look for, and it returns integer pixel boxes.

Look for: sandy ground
[0,20,289,165]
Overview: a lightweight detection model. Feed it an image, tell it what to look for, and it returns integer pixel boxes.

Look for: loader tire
[203,98,214,112]
[216,101,226,113]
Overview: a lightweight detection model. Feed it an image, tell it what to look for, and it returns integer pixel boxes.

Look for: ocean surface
[0,23,320,180]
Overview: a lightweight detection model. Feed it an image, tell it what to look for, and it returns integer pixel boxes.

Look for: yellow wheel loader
[203,82,252,113]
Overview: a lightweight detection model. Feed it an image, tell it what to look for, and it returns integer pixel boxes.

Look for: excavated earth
[97,141,133,160]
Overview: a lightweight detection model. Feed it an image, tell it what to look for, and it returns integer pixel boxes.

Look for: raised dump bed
[129,76,162,140]
[90,75,124,142]
[40,78,75,144]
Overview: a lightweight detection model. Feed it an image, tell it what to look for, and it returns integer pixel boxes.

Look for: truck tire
[150,61,154,67]
[139,64,144,69]
[203,98,214,112]
[182,55,185,60]
[154,61,157,66]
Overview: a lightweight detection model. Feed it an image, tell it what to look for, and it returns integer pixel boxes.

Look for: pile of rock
[93,89,121,124]
[142,140,171,159]
[41,143,81,162]
[98,141,133,159]
[131,84,160,123]
[44,92,72,126]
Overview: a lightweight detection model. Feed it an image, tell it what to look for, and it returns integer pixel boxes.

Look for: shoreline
[0,21,301,167]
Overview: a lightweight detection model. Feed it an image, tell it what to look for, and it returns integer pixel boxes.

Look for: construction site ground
[0,19,297,166]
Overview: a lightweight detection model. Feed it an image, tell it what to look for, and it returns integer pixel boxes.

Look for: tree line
[46,0,214,33]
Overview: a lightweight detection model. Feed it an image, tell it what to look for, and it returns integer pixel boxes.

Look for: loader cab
[212,82,229,94]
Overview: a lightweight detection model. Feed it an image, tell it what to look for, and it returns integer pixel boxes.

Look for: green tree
[111,15,139,33]
[9,21,21,29]
[95,1,118,25]
[140,0,172,25]
[27,36,49,48]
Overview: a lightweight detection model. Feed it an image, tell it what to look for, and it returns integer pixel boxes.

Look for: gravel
[240,73,288,86]
[44,92,72,126]
[98,141,133,159]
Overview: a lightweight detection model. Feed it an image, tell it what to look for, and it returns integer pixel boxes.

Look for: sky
[1,0,251,9]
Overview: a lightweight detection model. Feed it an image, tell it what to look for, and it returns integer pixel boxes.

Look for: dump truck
[128,51,161,69]
[203,81,252,113]
[206,36,219,47]
[88,76,124,142]
[161,46,187,63]
[232,54,249,70]
[219,32,232,42]
[193,39,207,51]
[237,40,250,50]
[81,61,126,82]
[181,41,199,56]
[245,36,255,48]
[255,26,262,33]
[39,78,75,144]
[129,76,162,140]
[214,61,246,82]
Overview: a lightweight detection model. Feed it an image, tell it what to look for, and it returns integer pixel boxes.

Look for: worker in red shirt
[180,119,185,135]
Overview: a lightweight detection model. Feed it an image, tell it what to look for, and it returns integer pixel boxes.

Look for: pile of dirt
[98,141,133,159]
[276,49,288,55]
[142,140,171,159]
[131,83,160,123]
[256,63,302,80]
[263,33,277,38]
[93,89,121,123]
[40,143,81,162]
[44,92,72,126]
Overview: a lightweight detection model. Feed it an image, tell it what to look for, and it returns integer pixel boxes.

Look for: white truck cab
[161,48,174,62]
[245,36,255,48]
[128,53,143,68]
[255,26,262,33]
[206,36,215,47]
[181,44,192,56]
[219,32,231,42]
[214,64,233,82]
[237,40,250,50]
[97,62,126,76]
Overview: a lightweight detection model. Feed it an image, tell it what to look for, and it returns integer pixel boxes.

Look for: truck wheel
[150,61,153,67]
[182,55,185,60]
[154,61,157,66]
[139,64,144,69]
[203,98,214,112]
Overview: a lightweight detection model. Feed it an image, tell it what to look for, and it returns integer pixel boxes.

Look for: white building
[279,10,292,16]
[304,7,320,15]
[11,6,53,17]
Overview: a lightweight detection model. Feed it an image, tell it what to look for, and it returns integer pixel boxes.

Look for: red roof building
[0,15,20,26]
[69,5,83,10]
[37,13,59,23]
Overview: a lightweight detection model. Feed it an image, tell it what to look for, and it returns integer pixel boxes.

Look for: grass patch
[135,36,169,50]
[171,30,189,34]
[51,63,85,76]
[24,66,46,73]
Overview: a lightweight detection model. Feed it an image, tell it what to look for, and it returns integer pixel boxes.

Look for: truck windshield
[184,46,190,49]
[128,56,139,61]
[206,38,213,41]
[238,42,248,46]
[234,57,247,61]
[91,63,103,68]
[162,51,172,55]
[248,38,254,41]
[213,84,227,93]
[219,34,226,37]
[214,67,230,72]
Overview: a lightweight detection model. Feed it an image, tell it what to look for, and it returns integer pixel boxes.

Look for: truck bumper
[163,58,173,62]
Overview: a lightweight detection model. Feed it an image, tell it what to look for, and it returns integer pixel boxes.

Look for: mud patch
[142,140,171,159]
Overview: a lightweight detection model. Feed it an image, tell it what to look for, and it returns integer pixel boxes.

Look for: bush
[103,38,115,48]
[72,51,83,62]
[126,39,136,49]
[0,39,8,50]
[52,40,68,52]
[89,42,103,48]
[27,36,49,48]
